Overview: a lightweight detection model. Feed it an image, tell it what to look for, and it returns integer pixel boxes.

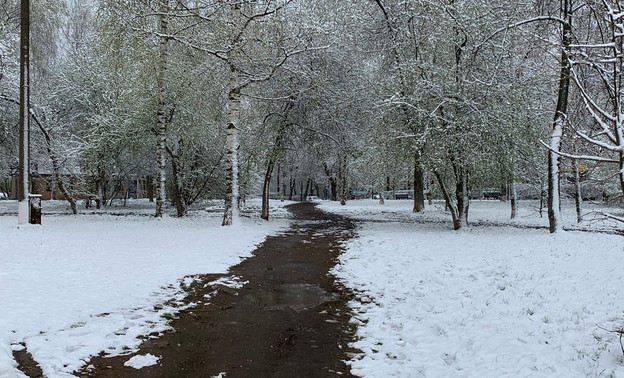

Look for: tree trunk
[261,159,275,221]
[279,165,286,202]
[510,181,517,219]
[37,121,77,214]
[154,2,170,218]
[460,171,469,226]
[322,162,338,201]
[222,76,241,226]
[539,184,545,218]
[276,163,281,201]
[413,150,425,212]
[95,178,102,209]
[169,152,185,217]
[304,178,310,200]
[56,176,77,214]
[548,0,572,233]
[9,93,80,215]
[619,152,624,203]
[339,156,347,206]
[573,159,582,223]
[500,183,508,202]
[451,156,469,227]
[434,170,460,230]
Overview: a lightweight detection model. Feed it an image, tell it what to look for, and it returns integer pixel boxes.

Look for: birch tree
[170,0,312,225]
[546,0,573,233]
[549,0,624,222]
[154,0,170,217]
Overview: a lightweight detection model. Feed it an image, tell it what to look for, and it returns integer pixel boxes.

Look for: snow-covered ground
[320,199,624,377]
[3,196,624,378]
[0,199,292,378]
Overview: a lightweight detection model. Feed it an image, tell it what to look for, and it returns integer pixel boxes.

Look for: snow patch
[0,198,289,377]
[123,354,159,369]
[324,199,624,377]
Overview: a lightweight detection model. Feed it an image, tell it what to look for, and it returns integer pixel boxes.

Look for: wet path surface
[74,202,359,378]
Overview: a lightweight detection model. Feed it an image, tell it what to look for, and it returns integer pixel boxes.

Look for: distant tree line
[0,0,622,230]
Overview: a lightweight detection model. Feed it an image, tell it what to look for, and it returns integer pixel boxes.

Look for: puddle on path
[262,283,337,312]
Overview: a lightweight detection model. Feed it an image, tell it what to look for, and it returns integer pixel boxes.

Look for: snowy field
[0,199,292,378]
[320,199,624,377]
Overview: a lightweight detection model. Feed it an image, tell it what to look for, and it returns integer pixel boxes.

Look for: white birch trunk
[222,68,241,226]
[548,0,571,233]
[154,2,169,218]
[548,118,564,232]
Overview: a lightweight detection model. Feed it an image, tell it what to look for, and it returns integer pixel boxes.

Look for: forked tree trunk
[434,170,461,230]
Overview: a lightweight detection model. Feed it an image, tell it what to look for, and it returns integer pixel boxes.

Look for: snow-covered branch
[539,140,619,163]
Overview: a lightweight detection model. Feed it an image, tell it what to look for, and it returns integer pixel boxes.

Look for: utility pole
[18,0,30,224]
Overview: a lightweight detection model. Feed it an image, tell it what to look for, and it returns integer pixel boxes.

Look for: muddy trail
[63,202,360,378]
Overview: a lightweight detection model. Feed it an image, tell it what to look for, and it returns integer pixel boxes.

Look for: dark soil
[67,202,360,378]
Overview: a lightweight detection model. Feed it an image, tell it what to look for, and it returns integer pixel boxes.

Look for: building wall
[10,174,81,200]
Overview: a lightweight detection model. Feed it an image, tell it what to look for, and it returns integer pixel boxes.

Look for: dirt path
[69,202,359,378]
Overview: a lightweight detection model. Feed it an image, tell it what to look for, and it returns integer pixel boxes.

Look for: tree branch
[539,140,619,162]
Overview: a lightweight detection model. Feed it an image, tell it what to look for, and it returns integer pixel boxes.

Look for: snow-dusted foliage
[565,1,624,200]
